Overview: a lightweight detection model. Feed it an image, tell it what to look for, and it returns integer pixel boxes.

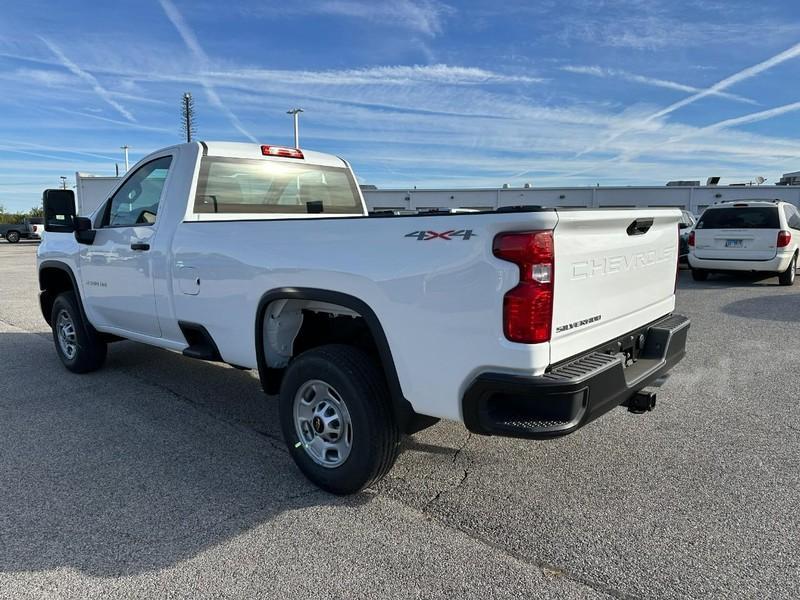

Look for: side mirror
[43,189,76,233]
[74,217,96,245]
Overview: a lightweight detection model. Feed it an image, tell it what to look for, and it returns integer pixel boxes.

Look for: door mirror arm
[74,217,96,245]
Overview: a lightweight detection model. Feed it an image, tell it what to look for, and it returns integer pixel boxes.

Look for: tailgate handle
[626,218,653,236]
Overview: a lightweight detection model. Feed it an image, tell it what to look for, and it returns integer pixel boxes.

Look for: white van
[688,200,800,285]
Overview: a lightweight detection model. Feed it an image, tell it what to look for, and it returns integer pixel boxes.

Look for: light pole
[287,108,303,148]
[120,145,130,172]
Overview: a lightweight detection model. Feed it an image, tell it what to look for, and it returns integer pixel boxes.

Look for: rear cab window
[696,206,780,229]
[193,157,363,217]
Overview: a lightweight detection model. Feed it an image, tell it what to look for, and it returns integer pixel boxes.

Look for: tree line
[0,204,43,224]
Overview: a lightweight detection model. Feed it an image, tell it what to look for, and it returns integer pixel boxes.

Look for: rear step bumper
[462,313,689,439]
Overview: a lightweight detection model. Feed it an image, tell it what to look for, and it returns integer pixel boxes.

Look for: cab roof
[201,141,348,169]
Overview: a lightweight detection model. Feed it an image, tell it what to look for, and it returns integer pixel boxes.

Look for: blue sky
[1,0,800,211]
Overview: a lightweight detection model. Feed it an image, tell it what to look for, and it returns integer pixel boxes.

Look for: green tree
[29,205,43,217]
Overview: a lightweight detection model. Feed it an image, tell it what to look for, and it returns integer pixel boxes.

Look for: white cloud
[668,101,800,144]
[577,40,800,156]
[157,0,257,142]
[49,108,173,133]
[561,65,756,105]
[0,139,118,162]
[38,37,137,123]
[247,0,454,36]
[208,64,544,87]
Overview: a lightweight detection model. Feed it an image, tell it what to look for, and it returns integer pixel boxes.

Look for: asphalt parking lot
[1,241,798,599]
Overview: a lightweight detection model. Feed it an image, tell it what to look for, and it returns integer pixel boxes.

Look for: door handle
[626,218,654,236]
[130,242,150,251]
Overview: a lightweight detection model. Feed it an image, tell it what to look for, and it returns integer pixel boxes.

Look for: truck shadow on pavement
[0,333,377,577]
[721,293,800,322]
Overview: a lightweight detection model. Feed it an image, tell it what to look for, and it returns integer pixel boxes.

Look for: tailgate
[694,228,777,260]
[549,209,679,364]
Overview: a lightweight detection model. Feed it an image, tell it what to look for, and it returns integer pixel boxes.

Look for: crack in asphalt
[407,431,637,600]
[420,432,472,512]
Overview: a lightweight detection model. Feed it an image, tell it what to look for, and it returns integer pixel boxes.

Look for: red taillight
[493,231,554,344]
[261,145,304,159]
[688,231,695,247]
[777,230,791,248]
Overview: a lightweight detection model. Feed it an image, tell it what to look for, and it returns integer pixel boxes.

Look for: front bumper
[688,252,793,273]
[462,314,689,439]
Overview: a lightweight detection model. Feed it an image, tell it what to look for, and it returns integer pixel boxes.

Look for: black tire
[691,268,708,281]
[279,344,400,495]
[6,230,20,243]
[778,254,797,286]
[50,291,107,373]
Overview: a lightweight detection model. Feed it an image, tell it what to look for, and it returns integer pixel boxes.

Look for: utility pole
[287,108,303,148]
[182,92,196,143]
[60,176,67,190]
[120,145,130,172]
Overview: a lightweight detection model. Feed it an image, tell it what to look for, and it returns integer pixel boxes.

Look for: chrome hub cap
[293,379,353,468]
[56,309,77,360]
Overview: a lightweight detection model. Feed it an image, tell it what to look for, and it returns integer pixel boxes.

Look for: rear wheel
[279,344,400,494]
[778,254,797,286]
[51,292,107,373]
[6,230,20,243]
[691,268,709,281]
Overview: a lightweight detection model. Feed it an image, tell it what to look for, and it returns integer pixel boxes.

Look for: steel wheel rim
[56,309,77,360]
[293,379,353,468]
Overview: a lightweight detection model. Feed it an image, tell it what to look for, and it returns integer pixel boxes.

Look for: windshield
[696,207,779,229]
[194,157,362,215]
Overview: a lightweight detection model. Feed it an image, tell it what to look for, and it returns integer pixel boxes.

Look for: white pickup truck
[38,141,689,494]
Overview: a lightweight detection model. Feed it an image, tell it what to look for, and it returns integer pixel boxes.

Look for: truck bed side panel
[169,212,557,421]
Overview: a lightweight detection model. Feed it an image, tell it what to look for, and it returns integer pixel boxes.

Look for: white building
[76,172,800,218]
[363,184,800,215]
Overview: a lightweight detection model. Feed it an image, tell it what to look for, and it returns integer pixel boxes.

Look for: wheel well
[39,266,75,325]
[255,290,433,434]
[260,299,378,389]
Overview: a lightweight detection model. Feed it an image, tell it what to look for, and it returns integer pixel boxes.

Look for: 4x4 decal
[405,229,476,241]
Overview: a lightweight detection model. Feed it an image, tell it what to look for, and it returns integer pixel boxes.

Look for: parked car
[0,219,36,243]
[38,141,689,494]
[678,210,696,264]
[688,200,800,285]
[28,217,44,239]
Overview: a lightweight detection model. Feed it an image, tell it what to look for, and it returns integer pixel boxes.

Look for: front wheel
[691,268,709,281]
[279,344,400,495]
[778,254,797,286]
[51,292,107,373]
[6,230,20,243]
